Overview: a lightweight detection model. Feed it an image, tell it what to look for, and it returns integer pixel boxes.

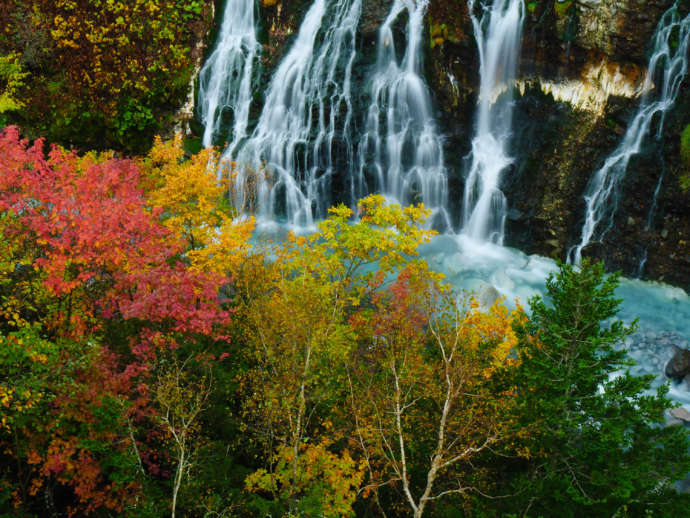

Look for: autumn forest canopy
[2,0,690,517]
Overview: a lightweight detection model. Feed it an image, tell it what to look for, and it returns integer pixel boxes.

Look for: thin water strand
[569,5,690,265]
[462,0,525,244]
[636,160,667,277]
[197,0,260,150]
[229,0,361,228]
[356,0,451,231]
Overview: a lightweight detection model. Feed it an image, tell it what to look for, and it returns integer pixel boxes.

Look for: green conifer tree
[499,260,690,517]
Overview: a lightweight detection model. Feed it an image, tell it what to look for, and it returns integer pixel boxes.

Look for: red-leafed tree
[0,125,233,342]
[0,126,236,515]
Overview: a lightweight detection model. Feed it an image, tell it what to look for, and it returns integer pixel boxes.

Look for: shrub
[1,0,211,153]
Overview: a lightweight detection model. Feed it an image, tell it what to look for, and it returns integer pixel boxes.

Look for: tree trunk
[171,444,185,518]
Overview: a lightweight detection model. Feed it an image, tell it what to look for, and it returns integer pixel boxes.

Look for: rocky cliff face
[577,0,672,61]
[427,0,690,289]
[203,0,690,289]
[258,0,313,68]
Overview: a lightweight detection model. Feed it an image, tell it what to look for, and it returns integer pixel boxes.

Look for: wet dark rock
[360,0,394,43]
[506,208,524,221]
[666,346,690,380]
[259,0,314,70]
[683,374,690,391]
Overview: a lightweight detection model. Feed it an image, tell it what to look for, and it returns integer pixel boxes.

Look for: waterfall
[462,0,525,244]
[356,0,451,231]
[228,0,361,228]
[569,5,690,265]
[197,0,260,150]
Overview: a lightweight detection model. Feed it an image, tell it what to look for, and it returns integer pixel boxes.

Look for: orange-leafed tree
[0,126,233,341]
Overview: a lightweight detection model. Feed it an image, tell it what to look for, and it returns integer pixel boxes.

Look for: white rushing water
[569,5,690,265]
[356,0,451,231]
[228,0,361,228]
[197,0,260,150]
[462,0,525,244]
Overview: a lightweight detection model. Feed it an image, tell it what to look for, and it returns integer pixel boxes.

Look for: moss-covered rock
[681,124,690,169]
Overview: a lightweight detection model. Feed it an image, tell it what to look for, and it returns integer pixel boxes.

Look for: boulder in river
[670,407,690,424]
[665,346,690,380]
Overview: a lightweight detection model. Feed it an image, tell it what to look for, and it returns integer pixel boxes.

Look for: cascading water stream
[356,0,451,231]
[229,0,361,228]
[197,0,260,150]
[462,0,524,244]
[569,4,690,265]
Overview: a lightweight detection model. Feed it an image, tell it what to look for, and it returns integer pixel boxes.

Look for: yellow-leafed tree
[347,263,521,518]
[238,196,434,516]
[141,135,254,278]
